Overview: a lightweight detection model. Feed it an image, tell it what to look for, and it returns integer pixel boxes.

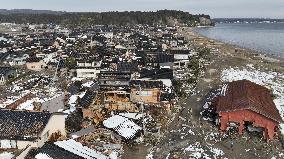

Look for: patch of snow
[54,139,108,159]
[209,147,224,158]
[146,150,154,159]
[188,129,195,135]
[68,95,78,106]
[79,91,86,98]
[221,67,284,129]
[82,81,95,88]
[35,153,53,159]
[103,115,142,140]
[184,142,204,158]
[18,99,34,110]
[109,151,119,159]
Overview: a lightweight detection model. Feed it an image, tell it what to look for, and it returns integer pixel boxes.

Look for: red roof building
[214,80,282,140]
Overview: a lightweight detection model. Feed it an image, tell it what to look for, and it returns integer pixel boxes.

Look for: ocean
[195,23,284,58]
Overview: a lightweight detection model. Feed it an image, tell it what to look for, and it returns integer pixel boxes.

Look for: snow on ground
[221,67,284,125]
[145,150,154,159]
[209,147,224,158]
[184,142,210,159]
[0,152,14,159]
[18,99,34,110]
[184,141,224,159]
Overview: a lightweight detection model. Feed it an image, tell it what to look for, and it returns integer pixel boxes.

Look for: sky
[0,0,284,18]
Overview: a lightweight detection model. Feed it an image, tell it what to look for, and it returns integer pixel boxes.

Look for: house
[213,80,282,140]
[26,57,46,71]
[76,60,101,79]
[0,109,66,149]
[0,67,16,85]
[76,68,101,79]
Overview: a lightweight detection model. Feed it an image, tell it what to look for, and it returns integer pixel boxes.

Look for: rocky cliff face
[199,17,214,26]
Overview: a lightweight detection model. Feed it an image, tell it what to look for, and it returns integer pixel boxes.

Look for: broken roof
[215,80,282,123]
[0,109,52,140]
[78,90,97,108]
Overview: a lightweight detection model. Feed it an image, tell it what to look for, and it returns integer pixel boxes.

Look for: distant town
[0,10,284,159]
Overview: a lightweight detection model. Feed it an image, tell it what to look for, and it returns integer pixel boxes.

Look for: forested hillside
[0,10,213,27]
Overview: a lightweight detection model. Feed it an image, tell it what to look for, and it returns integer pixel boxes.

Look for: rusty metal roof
[215,80,282,123]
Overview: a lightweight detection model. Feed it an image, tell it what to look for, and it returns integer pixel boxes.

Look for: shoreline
[188,27,284,64]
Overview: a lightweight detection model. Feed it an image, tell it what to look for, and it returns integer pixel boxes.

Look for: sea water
[196,23,284,57]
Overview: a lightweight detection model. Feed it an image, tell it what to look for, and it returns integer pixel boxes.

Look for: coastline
[179,27,284,73]
[189,27,284,64]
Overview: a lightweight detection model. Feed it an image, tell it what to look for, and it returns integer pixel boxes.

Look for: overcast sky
[0,0,284,18]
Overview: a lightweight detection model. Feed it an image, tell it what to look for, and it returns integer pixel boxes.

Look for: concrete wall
[37,114,66,147]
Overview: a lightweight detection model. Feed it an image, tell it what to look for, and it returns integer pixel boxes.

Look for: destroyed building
[213,80,282,140]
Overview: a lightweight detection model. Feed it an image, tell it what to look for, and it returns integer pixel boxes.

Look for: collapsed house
[130,80,163,104]
[213,80,282,140]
